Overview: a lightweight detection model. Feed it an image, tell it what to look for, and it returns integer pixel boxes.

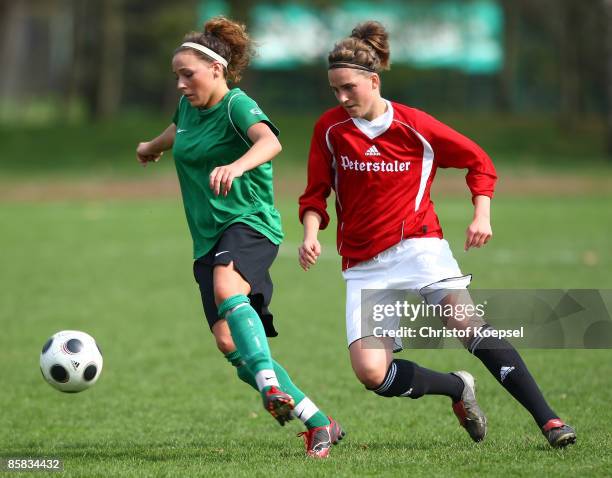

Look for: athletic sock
[225,351,329,429]
[219,295,278,392]
[373,359,464,402]
[272,360,330,429]
[468,326,557,428]
[225,350,257,388]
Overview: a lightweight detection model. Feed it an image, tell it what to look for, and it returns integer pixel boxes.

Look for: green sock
[272,360,330,429]
[220,295,278,392]
[225,350,258,389]
[226,350,330,429]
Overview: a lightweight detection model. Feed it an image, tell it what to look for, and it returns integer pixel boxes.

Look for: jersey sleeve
[415,110,497,200]
[298,119,334,229]
[229,94,279,144]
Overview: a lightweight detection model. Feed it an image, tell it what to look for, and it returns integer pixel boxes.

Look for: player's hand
[464,215,492,251]
[209,162,245,197]
[136,142,163,167]
[299,237,321,271]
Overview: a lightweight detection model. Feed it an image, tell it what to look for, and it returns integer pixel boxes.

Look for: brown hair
[328,21,390,73]
[179,16,254,83]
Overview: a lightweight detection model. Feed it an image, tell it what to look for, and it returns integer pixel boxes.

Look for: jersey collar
[351,99,393,139]
[196,88,239,120]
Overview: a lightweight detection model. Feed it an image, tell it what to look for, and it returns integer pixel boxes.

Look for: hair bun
[180,16,254,83]
[349,21,390,70]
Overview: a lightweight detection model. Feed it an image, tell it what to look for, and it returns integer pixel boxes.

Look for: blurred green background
[1,0,611,181]
[1,1,611,476]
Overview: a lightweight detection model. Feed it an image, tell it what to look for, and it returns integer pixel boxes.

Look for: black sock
[372,359,463,402]
[469,327,557,428]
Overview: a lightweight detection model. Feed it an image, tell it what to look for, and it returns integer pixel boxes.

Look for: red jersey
[298,101,497,270]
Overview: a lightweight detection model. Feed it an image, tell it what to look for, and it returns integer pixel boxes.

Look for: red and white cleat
[298,416,345,458]
[262,386,295,426]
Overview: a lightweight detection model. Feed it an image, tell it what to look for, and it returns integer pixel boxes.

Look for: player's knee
[353,364,387,389]
[215,334,236,355]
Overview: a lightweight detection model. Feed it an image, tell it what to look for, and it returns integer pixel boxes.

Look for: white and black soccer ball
[40,330,103,393]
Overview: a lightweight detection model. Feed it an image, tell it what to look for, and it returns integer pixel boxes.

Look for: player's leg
[194,256,257,384]
[420,241,576,448]
[349,336,461,399]
[345,295,488,445]
[345,257,467,403]
[193,247,292,423]
[349,336,458,400]
[214,261,295,423]
[431,289,576,447]
[213,319,333,430]
[466,327,575,447]
[212,224,344,447]
[213,266,345,457]
[352,238,487,441]
[197,224,344,455]
[348,336,486,442]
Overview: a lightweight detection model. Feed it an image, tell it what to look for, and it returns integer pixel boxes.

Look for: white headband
[180,42,228,68]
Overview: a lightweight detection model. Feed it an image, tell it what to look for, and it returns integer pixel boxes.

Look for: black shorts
[193,222,279,337]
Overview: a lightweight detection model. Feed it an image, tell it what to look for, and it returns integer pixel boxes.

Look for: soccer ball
[40,330,103,393]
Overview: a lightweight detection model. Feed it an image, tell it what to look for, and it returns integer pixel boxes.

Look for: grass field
[1,185,611,476]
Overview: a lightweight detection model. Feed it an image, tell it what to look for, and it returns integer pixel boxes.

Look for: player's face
[172,51,224,108]
[329,68,380,118]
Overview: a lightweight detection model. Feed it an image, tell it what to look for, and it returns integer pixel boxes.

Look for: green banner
[247,1,502,72]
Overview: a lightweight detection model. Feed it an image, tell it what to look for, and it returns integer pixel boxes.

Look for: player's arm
[298,120,334,270]
[136,123,176,166]
[299,210,323,271]
[209,122,281,196]
[465,195,492,251]
[415,110,496,251]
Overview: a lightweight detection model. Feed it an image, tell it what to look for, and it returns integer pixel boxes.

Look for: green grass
[1,193,611,476]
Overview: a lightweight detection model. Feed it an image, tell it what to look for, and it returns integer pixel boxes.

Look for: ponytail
[328,21,390,73]
[179,16,255,83]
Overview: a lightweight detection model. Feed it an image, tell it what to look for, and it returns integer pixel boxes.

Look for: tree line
[0,0,610,155]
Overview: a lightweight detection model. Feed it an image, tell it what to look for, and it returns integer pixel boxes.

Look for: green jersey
[172,88,284,259]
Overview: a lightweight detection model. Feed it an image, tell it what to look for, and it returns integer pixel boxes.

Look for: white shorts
[342,238,471,351]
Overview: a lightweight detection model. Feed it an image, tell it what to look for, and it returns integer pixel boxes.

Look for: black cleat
[542,419,576,448]
[451,371,487,442]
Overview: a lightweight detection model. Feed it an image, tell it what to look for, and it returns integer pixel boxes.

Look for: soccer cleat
[451,371,487,442]
[542,419,576,448]
[298,416,345,458]
[262,386,295,426]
